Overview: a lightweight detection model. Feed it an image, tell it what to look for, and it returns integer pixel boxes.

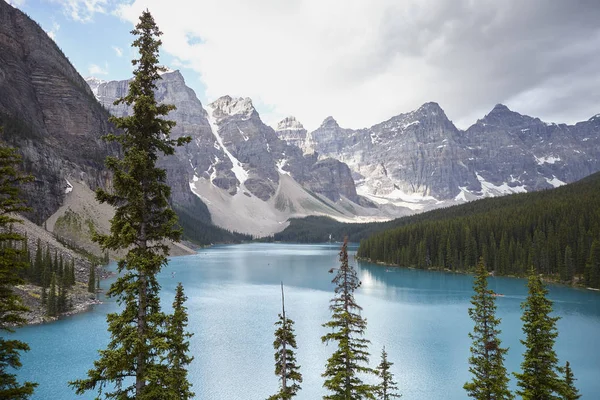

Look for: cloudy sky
[11,0,600,130]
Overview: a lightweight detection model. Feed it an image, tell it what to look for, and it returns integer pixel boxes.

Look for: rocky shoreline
[14,283,103,325]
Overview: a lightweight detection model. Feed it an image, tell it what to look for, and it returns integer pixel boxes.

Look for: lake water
[10,243,600,399]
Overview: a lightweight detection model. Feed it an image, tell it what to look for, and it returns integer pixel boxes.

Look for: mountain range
[1,0,599,243]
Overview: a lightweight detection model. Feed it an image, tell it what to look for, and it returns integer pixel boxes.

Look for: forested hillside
[357,172,600,287]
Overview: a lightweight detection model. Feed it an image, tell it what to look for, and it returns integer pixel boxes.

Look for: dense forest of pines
[357,172,600,287]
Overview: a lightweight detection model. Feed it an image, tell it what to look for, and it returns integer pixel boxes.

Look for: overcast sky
[12,0,600,130]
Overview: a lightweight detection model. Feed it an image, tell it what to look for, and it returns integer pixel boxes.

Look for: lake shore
[15,283,103,325]
[355,256,599,292]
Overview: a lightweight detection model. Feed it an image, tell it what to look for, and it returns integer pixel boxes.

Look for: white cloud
[112,46,123,57]
[51,0,108,23]
[115,0,600,131]
[46,21,60,41]
[89,62,109,76]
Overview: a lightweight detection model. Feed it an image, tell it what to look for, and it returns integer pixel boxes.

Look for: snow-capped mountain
[87,73,403,236]
[86,70,600,236]
[280,103,600,208]
[459,104,600,196]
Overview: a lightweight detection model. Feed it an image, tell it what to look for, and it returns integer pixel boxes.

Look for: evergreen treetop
[560,361,581,400]
[322,237,374,400]
[0,134,37,398]
[268,283,302,400]
[464,258,513,400]
[70,10,191,399]
[514,268,562,400]
[163,283,194,399]
[374,347,401,400]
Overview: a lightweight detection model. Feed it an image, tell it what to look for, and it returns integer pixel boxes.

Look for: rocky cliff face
[91,74,373,236]
[276,116,312,154]
[92,71,234,217]
[291,102,600,204]
[0,0,114,222]
[305,103,477,201]
[460,104,600,194]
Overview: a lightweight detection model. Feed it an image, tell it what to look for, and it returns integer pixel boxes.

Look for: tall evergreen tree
[163,283,194,399]
[464,258,513,400]
[70,10,190,399]
[268,283,302,400]
[87,265,96,294]
[374,347,401,400]
[47,273,57,317]
[322,237,374,400]
[33,238,42,285]
[562,246,574,284]
[585,239,600,288]
[559,361,580,400]
[514,268,562,400]
[0,135,37,398]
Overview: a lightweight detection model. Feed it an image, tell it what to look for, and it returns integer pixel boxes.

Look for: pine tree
[87,265,96,294]
[33,239,42,285]
[322,237,375,400]
[585,239,600,288]
[374,347,401,400]
[268,283,302,400]
[58,273,68,313]
[40,286,46,307]
[559,361,580,400]
[514,268,562,400]
[563,246,574,284]
[464,258,513,400]
[163,283,194,399]
[0,136,36,398]
[47,273,57,317]
[70,259,76,287]
[70,10,190,399]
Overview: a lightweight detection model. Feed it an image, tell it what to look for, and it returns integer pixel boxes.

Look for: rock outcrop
[291,102,600,203]
[0,1,115,222]
[460,104,600,194]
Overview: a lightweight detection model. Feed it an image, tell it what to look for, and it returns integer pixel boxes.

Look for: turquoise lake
[11,243,600,399]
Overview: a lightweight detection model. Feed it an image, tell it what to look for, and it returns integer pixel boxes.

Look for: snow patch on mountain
[276,159,290,176]
[545,176,566,188]
[403,120,420,129]
[356,186,437,211]
[534,155,561,165]
[206,104,248,188]
[476,172,527,196]
[65,179,73,194]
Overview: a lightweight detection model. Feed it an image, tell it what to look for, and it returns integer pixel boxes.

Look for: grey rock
[308,103,476,199]
[0,1,115,222]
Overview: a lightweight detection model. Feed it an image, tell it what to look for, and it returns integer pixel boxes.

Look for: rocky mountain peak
[84,77,106,96]
[320,116,339,129]
[417,101,444,114]
[209,95,255,119]
[491,103,510,113]
[477,103,538,128]
[276,116,305,131]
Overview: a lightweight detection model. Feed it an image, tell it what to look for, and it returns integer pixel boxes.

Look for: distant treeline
[272,211,454,243]
[357,172,600,287]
